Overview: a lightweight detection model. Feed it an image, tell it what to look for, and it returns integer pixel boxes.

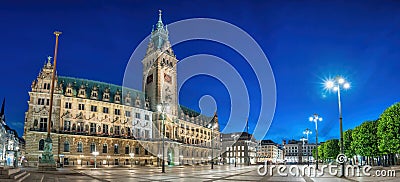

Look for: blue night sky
[1,1,399,144]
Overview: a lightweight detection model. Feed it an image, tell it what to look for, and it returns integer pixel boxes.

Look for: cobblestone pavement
[21,164,399,182]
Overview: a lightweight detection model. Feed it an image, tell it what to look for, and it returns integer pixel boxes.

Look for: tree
[343,129,356,159]
[323,139,340,162]
[317,143,325,163]
[352,120,379,165]
[378,102,400,165]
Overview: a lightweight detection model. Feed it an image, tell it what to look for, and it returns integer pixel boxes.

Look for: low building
[256,140,284,164]
[283,139,316,164]
[221,132,257,165]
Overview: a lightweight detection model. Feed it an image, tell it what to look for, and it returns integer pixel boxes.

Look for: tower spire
[156,9,164,29]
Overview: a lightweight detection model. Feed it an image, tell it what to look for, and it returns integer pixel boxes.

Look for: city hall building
[23,12,221,167]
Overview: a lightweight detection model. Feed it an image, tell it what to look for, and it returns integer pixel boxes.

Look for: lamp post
[157,101,169,173]
[231,134,239,167]
[309,114,322,169]
[179,155,183,165]
[92,151,99,169]
[79,155,84,167]
[129,153,135,168]
[325,76,350,177]
[208,121,215,169]
[300,137,307,165]
[303,128,312,166]
[106,155,110,166]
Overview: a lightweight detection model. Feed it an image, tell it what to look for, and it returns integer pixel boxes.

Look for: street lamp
[179,155,183,165]
[129,153,135,168]
[207,121,216,169]
[92,151,99,169]
[309,114,322,169]
[79,155,84,167]
[325,76,350,177]
[303,128,312,166]
[157,101,169,173]
[300,137,307,165]
[106,155,110,166]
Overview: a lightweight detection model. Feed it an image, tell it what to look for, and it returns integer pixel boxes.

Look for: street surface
[22,164,399,182]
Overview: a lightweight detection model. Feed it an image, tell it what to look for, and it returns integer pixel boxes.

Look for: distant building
[283,139,316,164]
[0,99,24,167]
[221,132,257,165]
[256,140,284,164]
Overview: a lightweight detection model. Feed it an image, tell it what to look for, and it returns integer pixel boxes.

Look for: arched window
[102,144,108,153]
[38,139,44,151]
[77,142,83,153]
[114,144,119,154]
[90,143,96,153]
[125,145,130,154]
[64,141,70,152]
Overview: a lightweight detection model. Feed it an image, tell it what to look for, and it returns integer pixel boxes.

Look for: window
[135,147,140,155]
[115,126,120,135]
[64,121,71,131]
[90,143,96,153]
[38,139,44,151]
[114,144,119,154]
[115,96,120,102]
[65,102,72,109]
[104,94,109,100]
[125,111,131,117]
[145,130,150,138]
[90,105,97,112]
[102,124,108,134]
[90,123,96,133]
[37,98,45,105]
[102,144,107,153]
[136,128,141,138]
[77,142,83,153]
[78,104,85,110]
[135,113,141,119]
[66,88,72,94]
[114,109,120,115]
[77,122,84,132]
[103,107,109,114]
[125,145,130,154]
[46,99,50,105]
[64,141,70,152]
[44,83,51,90]
[145,114,150,120]
[39,118,47,131]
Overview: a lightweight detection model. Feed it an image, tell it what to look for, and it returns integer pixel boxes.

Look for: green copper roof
[58,76,147,108]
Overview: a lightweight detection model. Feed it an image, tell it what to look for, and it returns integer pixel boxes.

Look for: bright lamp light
[325,80,334,89]
[343,83,350,89]
[309,117,314,122]
[338,78,345,84]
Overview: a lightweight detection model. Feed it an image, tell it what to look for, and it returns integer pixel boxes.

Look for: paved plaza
[21,165,398,182]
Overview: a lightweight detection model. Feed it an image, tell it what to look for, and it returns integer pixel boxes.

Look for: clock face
[164,73,171,84]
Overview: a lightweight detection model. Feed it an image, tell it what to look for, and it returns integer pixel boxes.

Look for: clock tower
[142,10,178,115]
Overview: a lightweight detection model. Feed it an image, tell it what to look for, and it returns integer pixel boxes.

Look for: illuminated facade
[23,11,221,167]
